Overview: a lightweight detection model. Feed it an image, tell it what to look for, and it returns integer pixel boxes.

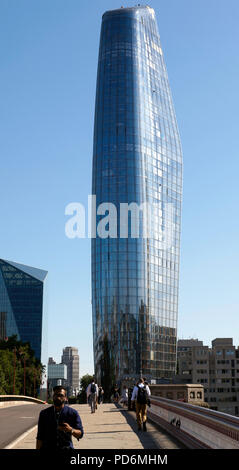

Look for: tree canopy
[0,335,45,397]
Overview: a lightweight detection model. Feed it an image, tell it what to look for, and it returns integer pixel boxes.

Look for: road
[0,403,48,449]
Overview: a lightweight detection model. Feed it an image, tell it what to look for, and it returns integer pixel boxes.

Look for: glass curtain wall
[0,259,47,360]
[92,6,183,385]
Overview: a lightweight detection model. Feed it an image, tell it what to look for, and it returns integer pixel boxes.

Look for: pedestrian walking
[111,384,120,403]
[86,380,98,413]
[36,386,84,450]
[131,378,151,431]
[128,387,135,411]
[119,385,128,406]
[98,386,104,404]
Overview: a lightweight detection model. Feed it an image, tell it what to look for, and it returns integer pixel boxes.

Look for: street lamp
[13,347,17,395]
[19,349,27,396]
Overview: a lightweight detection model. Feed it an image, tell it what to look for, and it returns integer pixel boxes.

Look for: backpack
[91,383,96,393]
[137,385,147,404]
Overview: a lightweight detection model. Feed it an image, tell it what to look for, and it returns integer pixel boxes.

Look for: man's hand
[58,422,72,433]
[58,422,82,439]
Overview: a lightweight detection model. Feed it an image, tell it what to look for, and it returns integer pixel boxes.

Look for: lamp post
[13,347,17,395]
[19,348,27,396]
[23,356,26,396]
[33,369,36,397]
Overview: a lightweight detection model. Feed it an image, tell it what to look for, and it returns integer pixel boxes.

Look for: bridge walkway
[9,403,185,449]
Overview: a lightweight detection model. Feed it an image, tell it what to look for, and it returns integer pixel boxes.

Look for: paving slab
[9,403,183,450]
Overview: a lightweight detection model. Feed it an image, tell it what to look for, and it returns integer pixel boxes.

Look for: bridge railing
[0,395,46,407]
[147,395,239,449]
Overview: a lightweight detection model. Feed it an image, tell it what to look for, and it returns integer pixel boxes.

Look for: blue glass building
[92,6,183,384]
[0,259,47,360]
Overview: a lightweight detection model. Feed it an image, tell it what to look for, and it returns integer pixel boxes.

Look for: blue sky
[0,0,238,377]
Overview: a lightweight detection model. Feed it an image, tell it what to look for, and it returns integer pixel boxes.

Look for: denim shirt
[37,405,84,450]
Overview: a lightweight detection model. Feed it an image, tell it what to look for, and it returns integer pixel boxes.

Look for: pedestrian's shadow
[113,403,160,449]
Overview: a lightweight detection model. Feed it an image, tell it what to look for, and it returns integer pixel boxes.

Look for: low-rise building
[176,338,239,416]
[150,383,205,405]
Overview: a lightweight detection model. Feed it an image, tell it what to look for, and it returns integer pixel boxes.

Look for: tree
[100,334,115,400]
[0,335,45,396]
[0,362,8,394]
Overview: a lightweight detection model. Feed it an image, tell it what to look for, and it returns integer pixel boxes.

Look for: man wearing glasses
[36,386,84,450]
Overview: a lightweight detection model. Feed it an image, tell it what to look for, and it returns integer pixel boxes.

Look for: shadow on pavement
[113,403,186,450]
[113,403,160,449]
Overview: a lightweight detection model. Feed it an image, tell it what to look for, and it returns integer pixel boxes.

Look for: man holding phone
[36,386,84,450]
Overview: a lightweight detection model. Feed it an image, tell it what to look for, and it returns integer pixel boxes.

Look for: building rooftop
[212,338,233,347]
[103,5,155,18]
[1,259,48,281]
[177,339,204,347]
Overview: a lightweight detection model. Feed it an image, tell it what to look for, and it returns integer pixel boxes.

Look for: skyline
[0,0,238,377]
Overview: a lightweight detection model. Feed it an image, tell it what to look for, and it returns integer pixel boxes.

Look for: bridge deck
[9,403,183,450]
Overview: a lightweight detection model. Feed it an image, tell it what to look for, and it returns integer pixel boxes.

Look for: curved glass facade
[92,6,183,384]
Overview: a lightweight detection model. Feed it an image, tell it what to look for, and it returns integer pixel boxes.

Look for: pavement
[6,402,184,450]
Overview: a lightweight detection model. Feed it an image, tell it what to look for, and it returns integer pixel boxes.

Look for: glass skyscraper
[0,259,47,360]
[92,6,183,384]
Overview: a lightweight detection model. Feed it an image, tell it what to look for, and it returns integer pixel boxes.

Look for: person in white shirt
[131,378,151,431]
[86,380,99,414]
[119,385,128,406]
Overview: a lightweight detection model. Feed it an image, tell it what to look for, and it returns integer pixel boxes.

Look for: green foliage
[0,363,8,394]
[68,396,77,404]
[0,335,45,396]
[80,374,94,390]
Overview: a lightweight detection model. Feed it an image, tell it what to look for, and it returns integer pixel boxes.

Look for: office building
[92,6,183,384]
[47,357,67,393]
[0,258,47,360]
[61,347,79,396]
[177,338,239,416]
